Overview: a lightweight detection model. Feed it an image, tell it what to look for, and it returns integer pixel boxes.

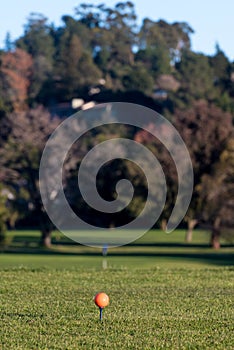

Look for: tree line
[0,2,233,248]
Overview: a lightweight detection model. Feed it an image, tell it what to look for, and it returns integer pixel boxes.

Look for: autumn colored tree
[198,137,234,249]
[0,107,59,246]
[0,48,32,111]
[174,100,233,242]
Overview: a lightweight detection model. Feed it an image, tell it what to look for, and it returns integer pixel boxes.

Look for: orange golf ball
[94,292,109,308]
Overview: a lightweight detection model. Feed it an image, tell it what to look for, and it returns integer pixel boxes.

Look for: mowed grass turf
[0,230,234,349]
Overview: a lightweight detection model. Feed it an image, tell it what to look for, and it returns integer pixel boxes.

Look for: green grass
[1,229,233,269]
[0,230,234,349]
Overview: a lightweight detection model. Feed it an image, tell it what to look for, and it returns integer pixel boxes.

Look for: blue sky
[1,0,233,60]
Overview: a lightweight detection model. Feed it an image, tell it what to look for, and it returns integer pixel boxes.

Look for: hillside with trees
[0,2,233,248]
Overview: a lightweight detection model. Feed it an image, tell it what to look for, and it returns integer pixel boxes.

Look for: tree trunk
[210,218,221,249]
[38,209,53,247]
[185,219,198,242]
[40,229,52,248]
[210,228,221,249]
[129,51,134,66]
[161,219,167,231]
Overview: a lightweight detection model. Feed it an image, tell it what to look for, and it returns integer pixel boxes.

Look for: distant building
[152,89,168,100]
[49,99,97,118]
[156,74,180,92]
[152,74,180,100]
[49,79,105,118]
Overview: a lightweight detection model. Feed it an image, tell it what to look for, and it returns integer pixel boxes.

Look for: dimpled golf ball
[94,292,109,308]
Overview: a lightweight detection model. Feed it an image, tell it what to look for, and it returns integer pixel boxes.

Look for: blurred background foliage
[0,2,233,248]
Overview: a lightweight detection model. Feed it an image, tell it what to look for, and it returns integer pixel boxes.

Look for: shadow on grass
[1,234,232,266]
[1,246,234,266]
[11,235,234,248]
